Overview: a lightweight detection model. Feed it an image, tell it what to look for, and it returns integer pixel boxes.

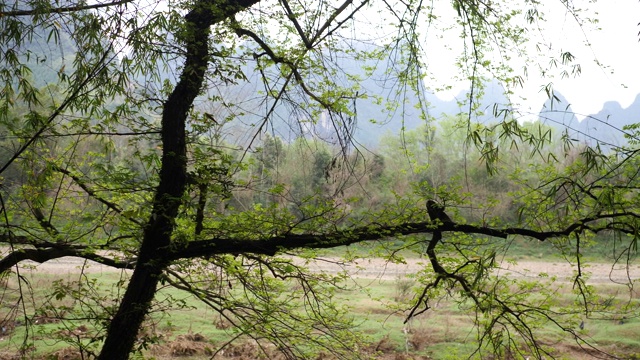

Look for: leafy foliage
[0,0,638,359]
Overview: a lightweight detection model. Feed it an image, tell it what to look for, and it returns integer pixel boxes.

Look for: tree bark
[97,1,259,359]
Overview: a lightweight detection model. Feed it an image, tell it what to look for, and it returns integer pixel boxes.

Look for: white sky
[113,0,640,122]
[531,0,640,118]
[428,0,640,121]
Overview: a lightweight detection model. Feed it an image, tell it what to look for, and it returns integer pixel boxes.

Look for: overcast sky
[533,0,640,118]
[118,0,640,123]
[426,0,640,121]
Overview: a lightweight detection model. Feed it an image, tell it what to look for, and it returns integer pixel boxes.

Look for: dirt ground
[302,257,640,283]
[17,254,640,284]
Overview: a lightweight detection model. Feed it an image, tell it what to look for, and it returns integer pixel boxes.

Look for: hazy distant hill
[354,79,513,146]
[537,91,640,148]
[575,94,640,147]
[537,91,579,129]
[13,26,639,149]
[213,39,519,147]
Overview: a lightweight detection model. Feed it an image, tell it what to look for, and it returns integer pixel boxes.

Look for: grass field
[0,239,639,359]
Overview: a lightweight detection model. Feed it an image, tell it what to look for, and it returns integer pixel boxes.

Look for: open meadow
[0,246,639,360]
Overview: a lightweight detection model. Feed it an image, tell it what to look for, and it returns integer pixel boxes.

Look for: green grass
[0,256,639,359]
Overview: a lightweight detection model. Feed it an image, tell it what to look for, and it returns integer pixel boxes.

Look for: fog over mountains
[536,91,640,148]
[14,23,638,149]
[350,79,640,148]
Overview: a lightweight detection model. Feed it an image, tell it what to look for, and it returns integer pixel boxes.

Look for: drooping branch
[194,182,208,236]
[0,0,135,17]
[407,201,483,319]
[235,26,333,108]
[52,165,143,226]
[0,47,115,176]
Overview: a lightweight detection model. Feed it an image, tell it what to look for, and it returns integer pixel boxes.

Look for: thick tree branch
[2,211,631,275]
[0,247,135,273]
[170,211,639,260]
[40,130,161,138]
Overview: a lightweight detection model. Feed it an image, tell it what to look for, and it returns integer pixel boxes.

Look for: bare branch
[30,206,60,237]
[234,25,335,109]
[310,0,368,45]
[280,0,312,48]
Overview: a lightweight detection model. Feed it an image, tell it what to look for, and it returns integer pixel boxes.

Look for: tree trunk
[96,1,260,358]
[95,259,165,359]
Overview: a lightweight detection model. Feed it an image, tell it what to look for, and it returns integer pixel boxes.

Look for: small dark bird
[204,113,218,124]
[426,200,452,223]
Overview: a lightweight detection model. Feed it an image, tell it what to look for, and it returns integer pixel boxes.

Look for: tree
[0,0,638,359]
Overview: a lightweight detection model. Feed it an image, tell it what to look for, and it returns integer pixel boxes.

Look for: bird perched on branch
[426,200,452,224]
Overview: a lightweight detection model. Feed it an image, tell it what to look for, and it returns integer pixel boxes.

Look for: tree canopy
[0,0,639,359]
